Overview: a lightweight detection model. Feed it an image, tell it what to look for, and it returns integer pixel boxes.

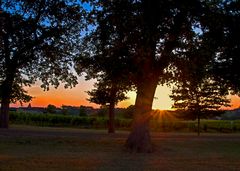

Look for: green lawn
[0,125,240,171]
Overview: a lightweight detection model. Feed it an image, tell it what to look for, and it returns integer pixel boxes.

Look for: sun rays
[151,110,177,122]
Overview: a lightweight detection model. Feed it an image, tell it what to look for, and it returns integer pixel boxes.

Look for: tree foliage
[210,0,240,92]
[46,104,57,114]
[87,78,129,133]
[171,77,231,116]
[79,105,87,117]
[0,0,84,89]
[122,105,135,119]
[87,79,128,106]
[170,76,231,136]
[77,0,240,151]
[0,0,86,128]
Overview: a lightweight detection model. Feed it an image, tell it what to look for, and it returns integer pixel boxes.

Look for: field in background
[0,125,240,171]
[9,112,240,133]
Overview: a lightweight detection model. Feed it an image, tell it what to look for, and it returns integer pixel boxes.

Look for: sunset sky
[11,77,240,110]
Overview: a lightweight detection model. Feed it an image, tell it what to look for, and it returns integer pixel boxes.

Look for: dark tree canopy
[171,77,230,112]
[87,79,128,106]
[0,0,86,128]
[46,104,57,114]
[211,1,240,92]
[76,0,240,152]
[76,1,134,133]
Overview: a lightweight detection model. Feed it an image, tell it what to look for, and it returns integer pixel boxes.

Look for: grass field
[1,125,240,171]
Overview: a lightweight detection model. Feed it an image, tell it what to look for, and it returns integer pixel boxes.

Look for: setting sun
[118,85,174,110]
[153,85,173,110]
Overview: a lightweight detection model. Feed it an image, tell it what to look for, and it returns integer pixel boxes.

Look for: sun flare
[151,109,177,123]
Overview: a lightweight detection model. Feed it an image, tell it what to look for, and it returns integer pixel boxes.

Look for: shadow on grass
[0,125,240,170]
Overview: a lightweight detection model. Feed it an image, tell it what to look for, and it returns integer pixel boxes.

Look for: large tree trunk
[0,72,14,129]
[125,77,158,152]
[0,98,10,129]
[0,82,12,129]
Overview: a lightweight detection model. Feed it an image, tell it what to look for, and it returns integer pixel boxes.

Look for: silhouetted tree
[123,105,135,119]
[170,77,230,136]
[0,0,86,128]
[211,0,240,93]
[170,1,240,134]
[77,0,240,152]
[76,1,133,133]
[87,78,129,133]
[46,104,57,114]
[79,106,87,117]
[96,105,108,118]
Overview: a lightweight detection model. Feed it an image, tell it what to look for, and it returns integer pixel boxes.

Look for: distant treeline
[9,112,131,129]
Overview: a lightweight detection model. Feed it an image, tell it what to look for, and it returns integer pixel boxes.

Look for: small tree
[87,79,129,133]
[123,105,135,119]
[170,77,230,136]
[46,104,57,114]
[61,106,68,116]
[96,105,108,118]
[79,106,87,117]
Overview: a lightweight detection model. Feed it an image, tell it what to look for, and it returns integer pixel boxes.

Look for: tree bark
[197,113,200,136]
[108,85,117,133]
[125,77,158,152]
[0,98,10,129]
[0,82,12,129]
[0,72,14,129]
[108,101,115,133]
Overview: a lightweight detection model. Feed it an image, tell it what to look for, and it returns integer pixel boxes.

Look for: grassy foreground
[0,125,240,171]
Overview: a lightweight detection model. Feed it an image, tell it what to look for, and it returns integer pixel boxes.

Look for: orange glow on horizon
[221,95,240,110]
[12,79,99,108]
[10,80,240,110]
[231,95,240,109]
